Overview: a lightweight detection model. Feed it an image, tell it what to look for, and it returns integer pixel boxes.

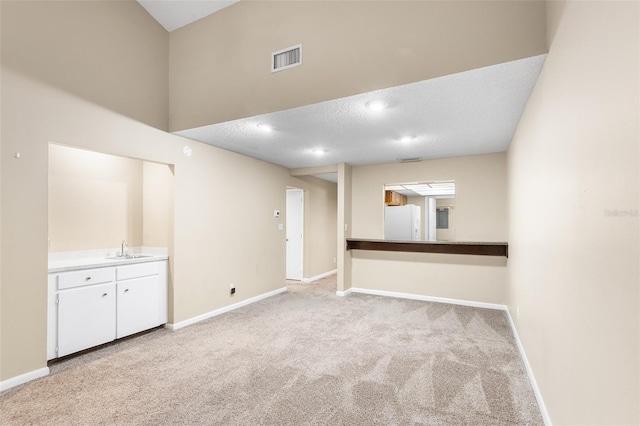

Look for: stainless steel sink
[105,254,154,260]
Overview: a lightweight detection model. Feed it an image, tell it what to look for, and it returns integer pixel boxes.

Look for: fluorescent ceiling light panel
[427,182,456,189]
[401,182,456,197]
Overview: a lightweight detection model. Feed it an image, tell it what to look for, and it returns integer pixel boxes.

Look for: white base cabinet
[116,262,162,339]
[48,260,167,360]
[58,283,116,357]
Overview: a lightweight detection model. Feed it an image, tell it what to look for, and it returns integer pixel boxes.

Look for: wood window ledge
[346,238,508,257]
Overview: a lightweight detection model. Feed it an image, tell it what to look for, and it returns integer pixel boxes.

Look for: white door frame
[286,188,304,280]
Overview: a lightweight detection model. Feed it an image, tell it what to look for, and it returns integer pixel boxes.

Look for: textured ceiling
[175,55,546,171]
[137,0,239,32]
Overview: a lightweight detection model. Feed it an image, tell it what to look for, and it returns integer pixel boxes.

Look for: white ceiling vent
[271,44,302,73]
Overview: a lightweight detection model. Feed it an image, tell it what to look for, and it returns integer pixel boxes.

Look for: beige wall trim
[0,367,49,392]
[301,269,337,284]
[290,165,338,176]
[165,287,287,331]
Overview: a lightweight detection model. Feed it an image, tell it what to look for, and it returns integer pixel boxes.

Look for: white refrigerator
[384,204,421,241]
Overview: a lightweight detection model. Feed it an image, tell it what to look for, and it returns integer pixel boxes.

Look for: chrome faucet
[121,240,128,257]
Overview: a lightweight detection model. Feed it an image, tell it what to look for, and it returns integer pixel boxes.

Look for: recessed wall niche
[48,143,173,252]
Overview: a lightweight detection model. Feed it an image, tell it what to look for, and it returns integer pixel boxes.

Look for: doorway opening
[286,188,304,281]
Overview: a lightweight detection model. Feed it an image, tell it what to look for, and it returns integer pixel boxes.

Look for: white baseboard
[0,367,49,392]
[335,288,353,297]
[349,288,507,311]
[166,287,287,331]
[302,269,337,283]
[505,310,552,426]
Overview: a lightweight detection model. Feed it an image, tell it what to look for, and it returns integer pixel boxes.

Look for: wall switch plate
[278,223,284,231]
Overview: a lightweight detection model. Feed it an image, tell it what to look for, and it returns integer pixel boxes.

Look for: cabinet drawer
[58,267,115,290]
[117,262,159,280]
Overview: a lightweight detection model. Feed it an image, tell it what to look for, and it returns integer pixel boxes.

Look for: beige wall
[48,145,144,252]
[353,153,507,242]
[507,1,639,424]
[1,1,169,130]
[0,68,290,381]
[352,251,506,304]
[436,198,456,241]
[337,164,352,292]
[168,0,547,131]
[143,162,174,249]
[288,176,337,279]
[0,2,3,386]
[406,196,423,208]
[350,154,507,303]
[2,1,170,381]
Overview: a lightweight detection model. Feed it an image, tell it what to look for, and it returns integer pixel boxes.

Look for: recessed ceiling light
[399,135,416,143]
[365,100,387,111]
[257,123,274,132]
[311,148,327,155]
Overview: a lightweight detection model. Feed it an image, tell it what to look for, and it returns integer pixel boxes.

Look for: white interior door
[286,189,304,280]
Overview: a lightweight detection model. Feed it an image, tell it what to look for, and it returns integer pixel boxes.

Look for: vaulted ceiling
[137,0,239,32]
[138,1,546,173]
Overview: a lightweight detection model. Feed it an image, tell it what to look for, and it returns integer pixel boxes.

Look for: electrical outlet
[230,283,236,295]
[516,306,520,319]
[333,257,337,264]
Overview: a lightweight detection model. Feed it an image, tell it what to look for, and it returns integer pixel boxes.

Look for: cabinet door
[117,276,160,339]
[58,283,116,357]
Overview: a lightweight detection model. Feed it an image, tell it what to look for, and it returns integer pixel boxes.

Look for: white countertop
[48,255,169,274]
[48,247,169,273]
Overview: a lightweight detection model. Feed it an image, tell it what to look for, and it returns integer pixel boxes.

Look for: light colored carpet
[1,275,543,425]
